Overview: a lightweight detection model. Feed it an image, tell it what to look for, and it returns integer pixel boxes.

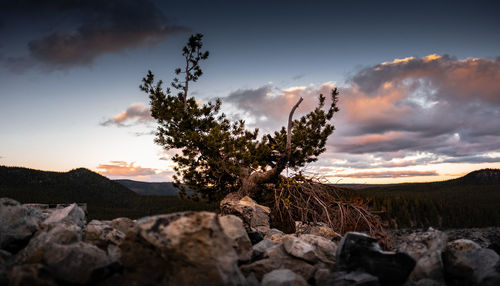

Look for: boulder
[443,239,500,285]
[42,242,114,284]
[336,232,415,285]
[240,244,315,281]
[395,227,447,283]
[261,269,308,286]
[298,234,337,266]
[0,198,43,253]
[314,268,332,286]
[282,235,318,263]
[135,211,246,285]
[15,221,82,264]
[219,215,253,262]
[43,203,86,228]
[295,221,341,240]
[220,194,271,233]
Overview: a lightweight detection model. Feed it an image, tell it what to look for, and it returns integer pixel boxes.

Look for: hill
[115,179,179,196]
[0,166,217,220]
[340,169,500,228]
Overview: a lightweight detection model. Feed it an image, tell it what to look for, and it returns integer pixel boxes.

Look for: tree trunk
[239,97,303,198]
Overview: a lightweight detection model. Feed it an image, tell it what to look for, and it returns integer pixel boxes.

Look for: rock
[282,235,318,263]
[0,249,12,285]
[219,215,253,262]
[395,227,447,283]
[314,268,332,286]
[7,263,57,286]
[336,232,416,285]
[248,231,264,245]
[221,194,271,233]
[15,221,82,264]
[136,211,246,285]
[252,239,276,261]
[42,242,114,284]
[327,271,380,286]
[84,219,126,249]
[0,198,43,253]
[240,244,315,281]
[109,217,136,234]
[246,273,261,286]
[43,203,86,228]
[264,228,286,243]
[261,269,308,286]
[295,221,341,240]
[443,239,500,285]
[298,234,337,266]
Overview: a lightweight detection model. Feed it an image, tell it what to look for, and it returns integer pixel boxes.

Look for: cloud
[101,103,153,127]
[336,170,438,179]
[331,54,500,159]
[97,161,156,176]
[224,82,336,132]
[3,0,190,70]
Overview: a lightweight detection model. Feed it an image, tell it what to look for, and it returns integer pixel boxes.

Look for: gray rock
[252,239,276,261]
[327,271,380,286]
[336,232,415,285]
[43,203,86,228]
[219,215,253,262]
[136,211,246,285]
[394,227,447,283]
[240,244,315,281]
[220,193,271,233]
[298,234,337,266]
[295,221,341,240]
[0,198,43,253]
[264,228,286,243]
[443,239,500,285]
[42,242,113,284]
[261,269,308,286]
[15,221,82,264]
[282,235,318,263]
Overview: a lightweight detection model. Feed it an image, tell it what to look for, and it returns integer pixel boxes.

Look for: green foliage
[141,34,339,202]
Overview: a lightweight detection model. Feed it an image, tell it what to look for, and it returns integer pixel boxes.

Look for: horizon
[1,1,500,183]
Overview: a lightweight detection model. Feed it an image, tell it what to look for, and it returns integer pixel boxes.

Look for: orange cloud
[101,103,152,127]
[337,170,438,178]
[97,161,156,177]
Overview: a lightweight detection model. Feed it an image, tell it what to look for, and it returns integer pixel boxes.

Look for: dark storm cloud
[3,0,190,70]
[332,55,500,160]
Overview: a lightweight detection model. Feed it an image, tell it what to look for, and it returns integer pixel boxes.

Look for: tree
[141,34,339,202]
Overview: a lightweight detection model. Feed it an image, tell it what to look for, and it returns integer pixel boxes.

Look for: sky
[1,0,500,183]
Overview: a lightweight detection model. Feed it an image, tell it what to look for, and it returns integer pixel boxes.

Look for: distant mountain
[0,166,138,207]
[446,168,500,185]
[115,179,179,196]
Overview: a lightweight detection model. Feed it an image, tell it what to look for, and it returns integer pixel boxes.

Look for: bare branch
[287,97,303,159]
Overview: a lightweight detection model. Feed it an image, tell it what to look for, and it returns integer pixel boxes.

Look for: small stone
[282,235,318,263]
[43,203,86,228]
[252,239,276,261]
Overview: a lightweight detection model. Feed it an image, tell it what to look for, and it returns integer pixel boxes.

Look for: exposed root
[270,174,386,241]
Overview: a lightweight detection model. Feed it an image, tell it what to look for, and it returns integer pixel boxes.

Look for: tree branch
[287,97,303,159]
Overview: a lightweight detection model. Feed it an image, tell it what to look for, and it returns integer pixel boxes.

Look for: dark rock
[336,232,416,285]
[248,231,264,245]
[327,271,380,286]
[314,268,332,286]
[261,269,308,286]
[7,263,57,286]
[252,239,276,261]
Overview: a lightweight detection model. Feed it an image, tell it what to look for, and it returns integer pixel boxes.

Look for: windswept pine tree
[141,33,339,202]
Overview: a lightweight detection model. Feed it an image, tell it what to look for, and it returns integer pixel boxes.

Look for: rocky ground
[1,196,499,286]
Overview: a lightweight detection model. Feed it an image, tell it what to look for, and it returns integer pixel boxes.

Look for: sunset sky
[1,0,500,183]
